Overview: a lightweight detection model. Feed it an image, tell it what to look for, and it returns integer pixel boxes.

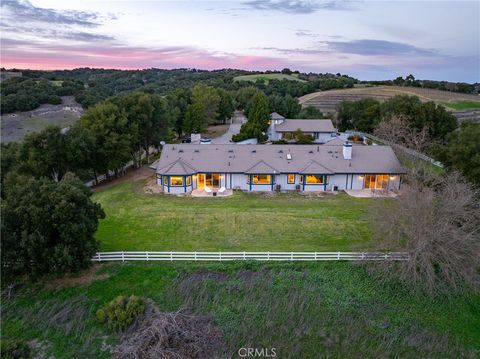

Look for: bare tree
[369,170,480,294]
[374,115,430,153]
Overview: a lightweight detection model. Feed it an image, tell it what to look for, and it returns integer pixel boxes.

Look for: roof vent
[317,146,320,152]
[172,146,175,150]
[228,149,234,153]
[178,150,183,153]
[252,150,256,153]
[286,153,292,160]
[228,161,231,166]
[278,150,283,153]
[194,149,199,153]
[309,150,313,154]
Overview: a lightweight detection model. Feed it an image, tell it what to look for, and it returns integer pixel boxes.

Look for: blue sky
[1,0,479,81]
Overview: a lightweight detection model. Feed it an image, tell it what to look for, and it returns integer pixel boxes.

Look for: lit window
[287,174,295,184]
[186,176,191,186]
[170,176,184,186]
[305,175,324,184]
[252,175,271,184]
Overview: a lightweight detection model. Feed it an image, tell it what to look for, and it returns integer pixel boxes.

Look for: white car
[200,137,212,144]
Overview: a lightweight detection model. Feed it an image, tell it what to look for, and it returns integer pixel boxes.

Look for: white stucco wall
[158,172,401,193]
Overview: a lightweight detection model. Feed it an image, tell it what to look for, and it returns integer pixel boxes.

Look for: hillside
[0,96,84,143]
[3,262,478,358]
[234,73,307,82]
[299,86,480,122]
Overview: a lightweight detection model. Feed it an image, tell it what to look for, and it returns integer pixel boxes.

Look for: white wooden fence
[92,251,409,262]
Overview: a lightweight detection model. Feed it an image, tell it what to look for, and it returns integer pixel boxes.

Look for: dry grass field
[299,86,480,118]
[0,96,84,143]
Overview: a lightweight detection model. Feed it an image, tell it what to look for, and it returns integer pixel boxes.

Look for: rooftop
[152,144,405,175]
[275,119,336,133]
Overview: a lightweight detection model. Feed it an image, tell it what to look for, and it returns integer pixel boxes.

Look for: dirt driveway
[91,164,154,192]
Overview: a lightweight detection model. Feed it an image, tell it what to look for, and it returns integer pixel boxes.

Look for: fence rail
[92,251,409,262]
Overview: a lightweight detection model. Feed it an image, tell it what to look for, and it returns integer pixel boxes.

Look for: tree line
[361,74,479,94]
[336,94,479,185]
[0,77,84,113]
[1,68,356,113]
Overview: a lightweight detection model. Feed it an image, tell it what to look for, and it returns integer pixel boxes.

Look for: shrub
[347,134,363,142]
[96,295,145,331]
[0,338,32,359]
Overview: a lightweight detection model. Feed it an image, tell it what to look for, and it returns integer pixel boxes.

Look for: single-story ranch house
[267,112,337,143]
[150,143,405,194]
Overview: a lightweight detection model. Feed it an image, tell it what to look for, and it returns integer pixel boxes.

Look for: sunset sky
[1,0,479,81]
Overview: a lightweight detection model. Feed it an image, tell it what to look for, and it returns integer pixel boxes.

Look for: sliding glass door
[198,173,220,189]
[364,174,389,189]
[205,174,220,188]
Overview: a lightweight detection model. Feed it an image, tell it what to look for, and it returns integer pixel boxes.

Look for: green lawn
[92,181,375,252]
[234,73,306,83]
[441,100,480,110]
[3,262,479,358]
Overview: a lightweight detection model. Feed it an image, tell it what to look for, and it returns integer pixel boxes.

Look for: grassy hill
[2,262,478,358]
[299,85,480,115]
[234,73,306,83]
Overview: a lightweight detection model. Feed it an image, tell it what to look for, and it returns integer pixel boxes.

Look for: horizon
[1,0,479,82]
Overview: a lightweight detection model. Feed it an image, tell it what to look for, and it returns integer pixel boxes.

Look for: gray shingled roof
[245,160,280,174]
[270,112,285,120]
[157,158,197,175]
[300,160,334,174]
[275,119,336,133]
[154,144,406,175]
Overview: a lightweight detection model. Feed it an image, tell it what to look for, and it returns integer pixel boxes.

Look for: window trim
[305,174,324,185]
[186,175,191,186]
[252,174,272,185]
[169,176,184,187]
[287,173,295,184]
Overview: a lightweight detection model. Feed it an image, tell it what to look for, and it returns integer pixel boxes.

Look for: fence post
[337,252,340,260]
[122,251,125,263]
[290,252,293,261]
[194,251,197,261]
[314,252,317,260]
[219,251,222,261]
[243,251,246,260]
[146,251,149,261]
[362,252,365,260]
[267,252,270,261]
[385,253,388,260]
[170,251,173,261]
[97,253,101,262]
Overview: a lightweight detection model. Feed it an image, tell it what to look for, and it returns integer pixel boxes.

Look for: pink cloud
[0,39,290,71]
